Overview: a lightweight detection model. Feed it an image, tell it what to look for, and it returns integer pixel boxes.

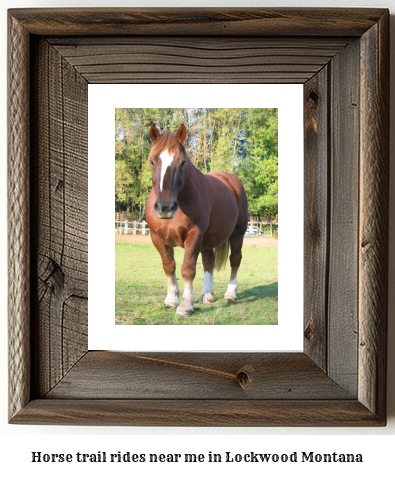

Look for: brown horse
[146,124,248,317]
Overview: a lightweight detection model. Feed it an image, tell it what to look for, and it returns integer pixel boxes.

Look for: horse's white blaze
[164,273,179,306]
[225,277,238,300]
[159,149,174,191]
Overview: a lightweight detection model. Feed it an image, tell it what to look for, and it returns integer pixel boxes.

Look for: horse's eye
[180,161,186,168]
[150,160,155,167]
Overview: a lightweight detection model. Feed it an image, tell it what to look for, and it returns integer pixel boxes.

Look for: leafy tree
[240,108,278,217]
[115,108,278,219]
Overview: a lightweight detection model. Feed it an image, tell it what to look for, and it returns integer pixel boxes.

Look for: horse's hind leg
[224,233,244,301]
[199,249,215,303]
[150,231,179,307]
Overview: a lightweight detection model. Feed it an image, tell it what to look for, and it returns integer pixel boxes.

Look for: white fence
[115,220,150,235]
[245,221,278,238]
[115,220,278,237]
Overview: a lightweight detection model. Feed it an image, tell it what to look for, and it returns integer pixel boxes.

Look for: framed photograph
[8,8,389,426]
[89,85,303,351]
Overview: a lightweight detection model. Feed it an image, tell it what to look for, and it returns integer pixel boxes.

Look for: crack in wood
[135,355,254,390]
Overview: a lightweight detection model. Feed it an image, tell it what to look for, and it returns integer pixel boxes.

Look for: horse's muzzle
[154,200,178,219]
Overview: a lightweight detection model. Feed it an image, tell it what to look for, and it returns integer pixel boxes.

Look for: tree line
[115,108,278,220]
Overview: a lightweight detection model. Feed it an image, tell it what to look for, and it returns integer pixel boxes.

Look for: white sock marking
[159,149,174,191]
[166,274,179,298]
[202,271,214,295]
[225,277,238,300]
[164,274,179,306]
[199,271,214,303]
[177,279,195,316]
[183,280,194,303]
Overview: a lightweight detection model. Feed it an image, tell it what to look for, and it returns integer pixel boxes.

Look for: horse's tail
[214,240,230,272]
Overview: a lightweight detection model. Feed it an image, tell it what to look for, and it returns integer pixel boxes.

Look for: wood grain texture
[30,39,88,397]
[303,67,330,370]
[327,40,360,396]
[49,37,350,84]
[358,12,389,420]
[8,13,31,421]
[8,8,387,37]
[45,352,353,400]
[11,399,384,427]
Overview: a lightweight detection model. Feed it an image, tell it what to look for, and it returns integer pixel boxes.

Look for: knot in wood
[43,258,65,292]
[308,90,319,103]
[236,365,254,390]
[304,321,314,341]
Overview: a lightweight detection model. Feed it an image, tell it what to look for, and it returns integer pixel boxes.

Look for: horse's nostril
[154,200,176,218]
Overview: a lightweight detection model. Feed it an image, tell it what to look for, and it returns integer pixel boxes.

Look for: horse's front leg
[150,231,179,307]
[177,231,202,317]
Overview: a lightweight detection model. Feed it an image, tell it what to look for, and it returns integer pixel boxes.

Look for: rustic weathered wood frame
[8,8,389,426]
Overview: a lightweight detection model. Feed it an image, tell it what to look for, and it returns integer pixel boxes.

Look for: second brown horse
[146,124,248,317]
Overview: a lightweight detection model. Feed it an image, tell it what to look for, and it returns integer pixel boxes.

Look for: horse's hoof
[224,292,237,301]
[199,293,214,304]
[176,304,194,317]
[164,296,180,307]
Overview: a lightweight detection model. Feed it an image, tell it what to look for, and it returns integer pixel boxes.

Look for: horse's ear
[176,124,187,144]
[150,124,160,142]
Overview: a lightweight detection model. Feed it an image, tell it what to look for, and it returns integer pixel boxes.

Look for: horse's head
[148,124,188,219]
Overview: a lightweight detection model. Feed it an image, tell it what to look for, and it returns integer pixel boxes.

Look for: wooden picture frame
[8,8,389,426]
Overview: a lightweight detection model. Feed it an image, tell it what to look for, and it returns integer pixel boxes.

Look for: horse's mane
[147,130,188,168]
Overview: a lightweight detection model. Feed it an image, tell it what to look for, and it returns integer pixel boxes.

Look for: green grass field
[115,238,278,325]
